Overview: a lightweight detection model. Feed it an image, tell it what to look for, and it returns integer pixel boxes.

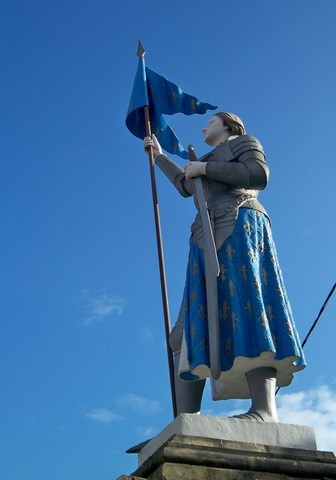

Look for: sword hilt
[188,144,198,162]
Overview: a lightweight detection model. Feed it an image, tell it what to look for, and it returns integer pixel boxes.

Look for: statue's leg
[169,314,205,415]
[234,367,278,422]
[172,350,205,414]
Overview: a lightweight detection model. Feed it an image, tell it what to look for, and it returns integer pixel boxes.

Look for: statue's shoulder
[229,134,264,157]
[205,135,265,163]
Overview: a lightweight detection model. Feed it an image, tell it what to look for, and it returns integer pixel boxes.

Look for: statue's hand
[143,134,163,159]
[184,161,207,180]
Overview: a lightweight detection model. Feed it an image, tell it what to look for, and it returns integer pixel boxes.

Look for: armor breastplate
[190,136,269,251]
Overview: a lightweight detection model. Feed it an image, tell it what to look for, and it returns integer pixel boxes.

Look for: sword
[188,146,219,277]
[188,145,221,380]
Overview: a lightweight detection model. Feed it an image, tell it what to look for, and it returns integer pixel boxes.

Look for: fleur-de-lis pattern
[220,264,228,282]
[179,208,305,391]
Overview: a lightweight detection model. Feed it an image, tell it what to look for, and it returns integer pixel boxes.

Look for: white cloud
[138,326,154,342]
[135,426,157,438]
[117,394,161,414]
[80,289,126,326]
[277,385,336,452]
[84,408,122,424]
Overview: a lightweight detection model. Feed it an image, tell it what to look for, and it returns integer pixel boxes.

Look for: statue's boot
[173,350,205,415]
[169,315,205,415]
[234,367,278,422]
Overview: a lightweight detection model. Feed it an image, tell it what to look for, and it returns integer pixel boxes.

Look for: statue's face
[202,115,227,146]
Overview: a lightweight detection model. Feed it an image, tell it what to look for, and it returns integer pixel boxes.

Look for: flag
[126,56,217,159]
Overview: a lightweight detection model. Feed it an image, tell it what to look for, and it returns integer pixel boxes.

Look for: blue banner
[126,57,217,159]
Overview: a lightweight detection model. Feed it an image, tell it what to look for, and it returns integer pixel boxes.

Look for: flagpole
[138,42,177,418]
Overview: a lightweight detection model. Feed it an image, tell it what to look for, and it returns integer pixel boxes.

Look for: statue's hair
[215,112,245,136]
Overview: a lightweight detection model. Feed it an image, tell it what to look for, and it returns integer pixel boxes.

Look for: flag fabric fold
[126,56,217,159]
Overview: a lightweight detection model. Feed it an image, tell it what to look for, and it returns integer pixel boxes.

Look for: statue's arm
[205,137,269,190]
[155,153,193,197]
[143,135,192,197]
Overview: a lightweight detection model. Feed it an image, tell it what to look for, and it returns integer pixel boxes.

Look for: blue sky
[1,1,336,478]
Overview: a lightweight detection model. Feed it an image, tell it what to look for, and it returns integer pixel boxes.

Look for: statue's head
[214,112,245,136]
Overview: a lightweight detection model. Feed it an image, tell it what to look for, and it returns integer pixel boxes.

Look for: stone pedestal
[131,434,336,479]
[120,414,336,479]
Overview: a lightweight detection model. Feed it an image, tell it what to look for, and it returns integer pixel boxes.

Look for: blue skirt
[178,208,306,399]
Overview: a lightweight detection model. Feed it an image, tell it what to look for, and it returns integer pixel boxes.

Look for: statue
[144,112,306,422]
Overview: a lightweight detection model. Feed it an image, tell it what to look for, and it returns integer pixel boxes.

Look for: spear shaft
[144,107,177,417]
[139,42,177,418]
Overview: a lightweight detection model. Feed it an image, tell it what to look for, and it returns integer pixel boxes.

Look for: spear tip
[137,40,145,58]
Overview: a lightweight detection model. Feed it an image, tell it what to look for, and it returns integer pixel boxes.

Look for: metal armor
[155,134,270,251]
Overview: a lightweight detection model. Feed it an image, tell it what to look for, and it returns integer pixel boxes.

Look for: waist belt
[191,195,268,251]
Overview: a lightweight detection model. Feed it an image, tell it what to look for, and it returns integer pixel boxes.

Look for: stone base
[138,414,317,466]
[131,434,336,480]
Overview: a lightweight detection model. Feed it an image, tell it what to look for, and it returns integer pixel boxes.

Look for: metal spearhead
[137,40,145,58]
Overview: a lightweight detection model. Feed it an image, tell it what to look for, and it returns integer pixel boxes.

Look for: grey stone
[148,463,317,480]
[132,434,336,480]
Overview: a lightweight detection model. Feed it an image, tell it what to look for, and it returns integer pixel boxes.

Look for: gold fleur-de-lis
[226,244,235,259]
[266,305,274,321]
[272,332,278,348]
[258,312,268,329]
[192,260,198,276]
[270,251,277,265]
[155,126,164,137]
[261,268,268,285]
[220,300,230,321]
[240,264,248,282]
[231,312,238,331]
[259,240,265,254]
[245,301,253,318]
[172,91,177,103]
[191,290,197,305]
[229,280,236,298]
[284,317,293,333]
[191,99,197,111]
[243,221,252,236]
[254,280,261,294]
[277,285,284,300]
[220,264,228,282]
[248,248,257,263]
[198,304,205,321]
